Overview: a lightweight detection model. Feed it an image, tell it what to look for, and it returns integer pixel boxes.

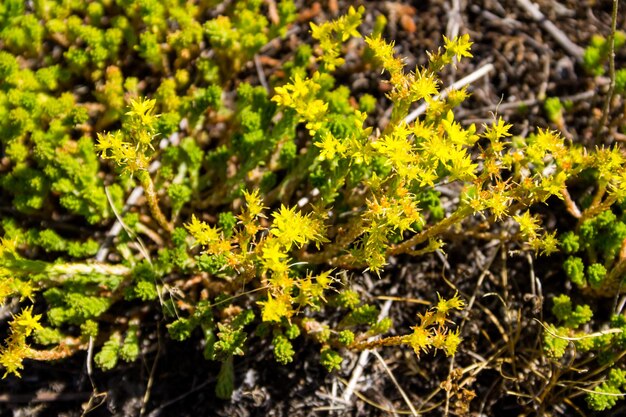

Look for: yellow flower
[514,211,540,240]
[443,34,473,61]
[262,239,290,275]
[185,215,221,247]
[443,328,462,356]
[271,205,324,249]
[482,117,512,142]
[13,306,43,336]
[409,325,432,357]
[0,344,25,378]
[242,189,266,219]
[410,69,439,100]
[125,97,157,125]
[258,293,293,323]
[435,292,465,316]
[315,132,346,161]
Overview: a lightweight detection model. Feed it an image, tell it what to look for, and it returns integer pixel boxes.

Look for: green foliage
[560,209,626,294]
[543,324,570,359]
[1,4,625,408]
[551,295,593,328]
[559,231,579,254]
[167,318,193,342]
[33,326,64,346]
[95,333,121,371]
[587,369,626,411]
[358,94,377,114]
[272,334,295,364]
[614,68,626,95]
[564,256,586,287]
[333,289,361,309]
[587,263,607,289]
[284,322,301,340]
[544,295,597,360]
[341,304,379,327]
[2,219,100,258]
[120,323,140,362]
[215,356,235,400]
[47,293,112,326]
[320,348,343,372]
[544,293,626,410]
[544,97,563,127]
[204,0,295,76]
[369,317,393,335]
[582,32,626,76]
[80,320,99,339]
[217,212,237,238]
[126,261,159,301]
[337,330,355,346]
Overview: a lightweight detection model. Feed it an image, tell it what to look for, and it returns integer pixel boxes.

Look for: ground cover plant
[1,1,626,416]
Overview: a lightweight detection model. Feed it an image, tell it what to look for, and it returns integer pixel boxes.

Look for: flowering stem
[577,192,616,229]
[349,335,407,351]
[137,170,173,233]
[298,216,365,264]
[561,187,582,219]
[26,337,84,361]
[389,206,473,256]
[47,262,131,279]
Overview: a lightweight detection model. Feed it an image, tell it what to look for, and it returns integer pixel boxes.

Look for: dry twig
[515,0,584,60]
[342,298,394,403]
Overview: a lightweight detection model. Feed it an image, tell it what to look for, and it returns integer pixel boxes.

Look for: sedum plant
[582,31,626,78]
[1,2,624,405]
[543,295,626,411]
[557,144,626,297]
[541,143,626,411]
[561,209,626,295]
[203,0,296,76]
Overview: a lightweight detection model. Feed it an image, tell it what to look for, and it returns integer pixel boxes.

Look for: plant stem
[389,206,473,255]
[48,262,131,278]
[350,335,406,351]
[26,337,84,361]
[298,216,364,264]
[561,187,581,219]
[577,190,616,229]
[137,170,173,233]
[594,0,619,142]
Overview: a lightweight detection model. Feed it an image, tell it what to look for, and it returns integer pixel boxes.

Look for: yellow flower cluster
[95,97,159,174]
[186,190,332,325]
[0,306,43,377]
[408,293,465,357]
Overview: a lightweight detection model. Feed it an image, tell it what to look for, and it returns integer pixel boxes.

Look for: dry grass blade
[338,377,431,415]
[371,350,419,417]
[342,298,394,403]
